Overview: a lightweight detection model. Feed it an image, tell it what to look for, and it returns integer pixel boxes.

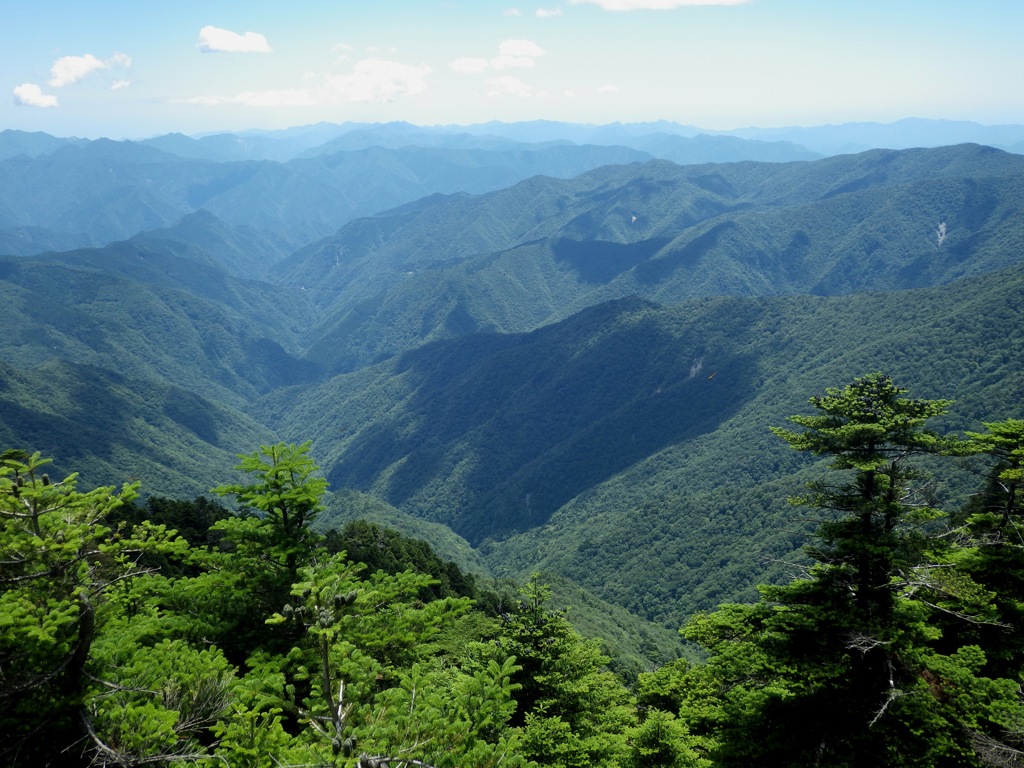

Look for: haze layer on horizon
[4,0,1022,140]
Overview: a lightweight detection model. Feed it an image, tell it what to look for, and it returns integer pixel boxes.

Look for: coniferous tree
[0,450,207,765]
[681,374,1024,767]
[492,574,635,768]
[947,419,1024,681]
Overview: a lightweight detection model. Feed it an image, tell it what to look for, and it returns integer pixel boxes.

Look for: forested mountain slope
[259,260,1024,626]
[276,144,1024,372]
[0,359,274,498]
[0,247,317,407]
[2,140,1023,637]
[0,138,651,256]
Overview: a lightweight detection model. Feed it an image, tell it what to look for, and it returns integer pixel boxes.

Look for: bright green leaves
[625,709,707,768]
[674,375,1024,767]
[257,554,493,764]
[0,450,190,764]
[2,442,543,766]
[493,574,635,768]
[86,638,235,764]
[961,418,1024,524]
[771,372,952,473]
[357,659,528,768]
[213,441,327,581]
[214,441,327,528]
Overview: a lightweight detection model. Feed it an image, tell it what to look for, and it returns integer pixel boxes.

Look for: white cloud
[491,54,536,69]
[323,58,431,102]
[184,58,430,107]
[491,39,545,69]
[570,0,748,8]
[183,89,315,107]
[110,80,132,91]
[46,52,133,88]
[13,83,58,107]
[49,54,106,87]
[504,7,523,15]
[197,25,272,53]
[451,40,545,75]
[598,83,620,93]
[450,57,490,74]
[499,39,546,58]
[537,7,563,16]
[487,76,532,97]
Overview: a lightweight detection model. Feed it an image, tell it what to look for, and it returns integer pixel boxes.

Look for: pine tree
[0,450,207,765]
[682,375,1024,767]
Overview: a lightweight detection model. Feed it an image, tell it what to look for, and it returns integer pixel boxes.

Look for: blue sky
[4,0,1023,139]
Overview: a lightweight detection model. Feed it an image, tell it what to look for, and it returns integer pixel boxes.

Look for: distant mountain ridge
[271,144,1024,372]
[0,137,651,256]
[4,117,1019,258]
[2,134,1024,640]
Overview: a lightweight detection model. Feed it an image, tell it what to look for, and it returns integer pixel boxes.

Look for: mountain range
[3,119,1024,651]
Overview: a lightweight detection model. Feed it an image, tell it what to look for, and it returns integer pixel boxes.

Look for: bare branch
[971,730,1024,767]
[358,756,439,768]
[845,632,891,654]
[868,688,906,728]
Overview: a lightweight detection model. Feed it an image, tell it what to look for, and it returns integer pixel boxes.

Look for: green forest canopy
[4,374,1024,767]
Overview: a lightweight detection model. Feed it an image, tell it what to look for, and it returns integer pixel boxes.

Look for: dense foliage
[4,142,1024,768]
[659,375,1024,767]
[4,373,1024,766]
[3,144,1024,637]
[0,443,644,766]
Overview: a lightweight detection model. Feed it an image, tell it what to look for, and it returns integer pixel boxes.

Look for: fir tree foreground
[3,377,1024,766]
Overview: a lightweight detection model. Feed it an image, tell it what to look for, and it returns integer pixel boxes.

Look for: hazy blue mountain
[0,129,88,160]
[274,144,1024,372]
[454,119,705,144]
[433,118,1024,157]
[296,122,540,155]
[0,140,204,254]
[311,120,819,163]
[624,132,819,163]
[128,209,293,278]
[141,131,336,163]
[229,121,374,153]
[727,117,1024,155]
[0,138,651,256]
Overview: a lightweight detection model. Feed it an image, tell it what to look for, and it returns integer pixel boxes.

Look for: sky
[4,0,1023,139]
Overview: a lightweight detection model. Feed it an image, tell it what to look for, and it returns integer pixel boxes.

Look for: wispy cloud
[451,39,545,75]
[571,0,748,8]
[487,76,532,97]
[184,58,430,107]
[492,39,545,69]
[197,25,272,53]
[325,59,430,102]
[48,52,131,87]
[450,58,490,75]
[537,7,563,16]
[13,83,59,108]
[16,51,132,106]
[598,83,620,93]
[504,7,523,15]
